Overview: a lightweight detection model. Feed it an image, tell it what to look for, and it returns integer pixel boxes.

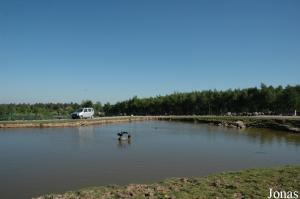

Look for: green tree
[81,100,93,108]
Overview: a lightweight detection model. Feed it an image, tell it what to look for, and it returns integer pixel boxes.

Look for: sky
[0,0,299,104]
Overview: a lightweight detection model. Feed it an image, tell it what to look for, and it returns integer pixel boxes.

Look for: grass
[35,165,300,199]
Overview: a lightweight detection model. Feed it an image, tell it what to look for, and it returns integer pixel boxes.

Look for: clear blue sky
[0,0,299,104]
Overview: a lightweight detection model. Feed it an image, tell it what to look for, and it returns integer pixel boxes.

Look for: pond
[0,121,300,199]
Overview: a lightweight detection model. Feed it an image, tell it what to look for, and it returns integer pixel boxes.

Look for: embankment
[0,115,300,133]
[158,115,300,133]
[0,116,150,128]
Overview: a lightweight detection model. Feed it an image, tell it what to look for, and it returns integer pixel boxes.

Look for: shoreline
[0,116,151,129]
[0,115,300,133]
[34,165,300,199]
[160,115,300,133]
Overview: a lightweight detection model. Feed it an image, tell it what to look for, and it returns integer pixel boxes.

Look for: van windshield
[77,109,83,112]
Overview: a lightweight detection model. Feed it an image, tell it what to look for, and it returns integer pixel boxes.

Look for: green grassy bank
[34,165,300,199]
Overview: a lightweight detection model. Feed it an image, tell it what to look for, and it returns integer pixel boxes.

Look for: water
[0,121,300,199]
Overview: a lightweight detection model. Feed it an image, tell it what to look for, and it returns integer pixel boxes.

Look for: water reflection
[75,126,96,147]
[240,128,300,147]
[200,123,300,147]
[117,139,131,149]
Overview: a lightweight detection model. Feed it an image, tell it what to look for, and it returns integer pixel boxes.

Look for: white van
[71,108,94,119]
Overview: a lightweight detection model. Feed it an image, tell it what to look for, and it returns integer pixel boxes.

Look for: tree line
[103,84,300,116]
[0,84,299,120]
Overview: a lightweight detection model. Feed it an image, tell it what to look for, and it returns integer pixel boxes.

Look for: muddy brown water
[0,121,300,199]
